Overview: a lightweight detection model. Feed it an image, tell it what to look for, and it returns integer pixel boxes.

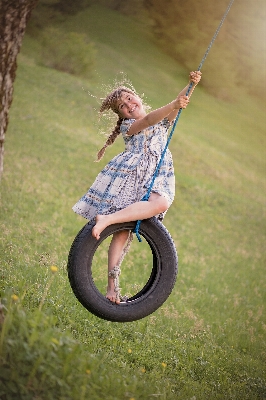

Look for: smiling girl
[72,71,202,303]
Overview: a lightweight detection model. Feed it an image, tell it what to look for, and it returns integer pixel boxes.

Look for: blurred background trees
[29,0,265,101]
[144,0,265,100]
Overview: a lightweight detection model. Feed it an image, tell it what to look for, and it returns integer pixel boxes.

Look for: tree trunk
[0,0,38,178]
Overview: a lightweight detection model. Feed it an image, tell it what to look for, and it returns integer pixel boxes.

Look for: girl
[73,70,202,303]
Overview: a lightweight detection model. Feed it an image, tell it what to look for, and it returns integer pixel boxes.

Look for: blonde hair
[96,86,139,161]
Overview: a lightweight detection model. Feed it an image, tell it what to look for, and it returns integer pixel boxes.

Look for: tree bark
[0,0,38,177]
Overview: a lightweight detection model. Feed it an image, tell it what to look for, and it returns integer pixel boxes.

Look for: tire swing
[68,0,235,322]
[68,218,177,323]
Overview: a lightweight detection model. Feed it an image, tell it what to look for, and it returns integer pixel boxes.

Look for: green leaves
[40,27,96,78]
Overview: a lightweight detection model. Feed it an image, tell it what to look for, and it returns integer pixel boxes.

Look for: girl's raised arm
[127,71,201,136]
[167,71,202,123]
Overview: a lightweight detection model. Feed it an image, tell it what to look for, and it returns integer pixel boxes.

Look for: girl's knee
[149,193,169,213]
[158,196,169,213]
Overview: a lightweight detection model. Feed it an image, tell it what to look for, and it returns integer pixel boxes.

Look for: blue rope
[134,0,235,242]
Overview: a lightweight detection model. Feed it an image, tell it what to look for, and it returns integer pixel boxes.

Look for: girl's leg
[107,230,129,303]
[92,193,168,240]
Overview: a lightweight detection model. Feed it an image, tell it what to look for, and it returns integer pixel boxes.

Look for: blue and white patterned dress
[72,117,175,221]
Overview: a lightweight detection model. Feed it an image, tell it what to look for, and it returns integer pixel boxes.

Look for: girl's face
[116,92,146,119]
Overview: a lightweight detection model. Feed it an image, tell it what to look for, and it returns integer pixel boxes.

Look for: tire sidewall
[68,218,178,322]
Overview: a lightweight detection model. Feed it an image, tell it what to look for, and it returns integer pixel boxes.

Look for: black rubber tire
[67,217,178,322]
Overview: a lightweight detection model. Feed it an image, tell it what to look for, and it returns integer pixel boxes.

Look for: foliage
[144,0,266,100]
[42,0,146,18]
[27,0,266,100]
[51,0,92,15]
[94,0,147,19]
[39,26,96,77]
[0,291,162,400]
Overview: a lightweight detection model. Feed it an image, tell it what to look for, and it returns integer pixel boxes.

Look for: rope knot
[108,266,121,303]
[108,266,121,279]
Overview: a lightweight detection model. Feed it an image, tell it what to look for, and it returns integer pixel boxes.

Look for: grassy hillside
[0,4,265,399]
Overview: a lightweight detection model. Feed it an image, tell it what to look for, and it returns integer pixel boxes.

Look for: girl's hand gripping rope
[189,70,202,85]
[174,95,190,110]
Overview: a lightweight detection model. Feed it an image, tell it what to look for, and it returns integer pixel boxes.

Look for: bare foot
[92,214,110,240]
[106,286,120,304]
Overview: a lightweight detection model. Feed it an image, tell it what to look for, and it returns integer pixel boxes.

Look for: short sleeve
[161,117,173,130]
[120,118,135,136]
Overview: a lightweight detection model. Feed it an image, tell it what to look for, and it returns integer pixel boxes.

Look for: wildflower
[11,294,19,301]
[50,265,58,273]
[140,368,146,373]
[161,362,167,368]
[86,369,91,375]
[51,338,59,345]
[128,349,132,354]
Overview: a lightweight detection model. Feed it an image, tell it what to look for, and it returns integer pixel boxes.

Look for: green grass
[0,4,265,399]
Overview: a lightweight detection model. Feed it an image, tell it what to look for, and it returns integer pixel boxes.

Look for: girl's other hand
[174,95,189,109]
[189,70,202,84]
